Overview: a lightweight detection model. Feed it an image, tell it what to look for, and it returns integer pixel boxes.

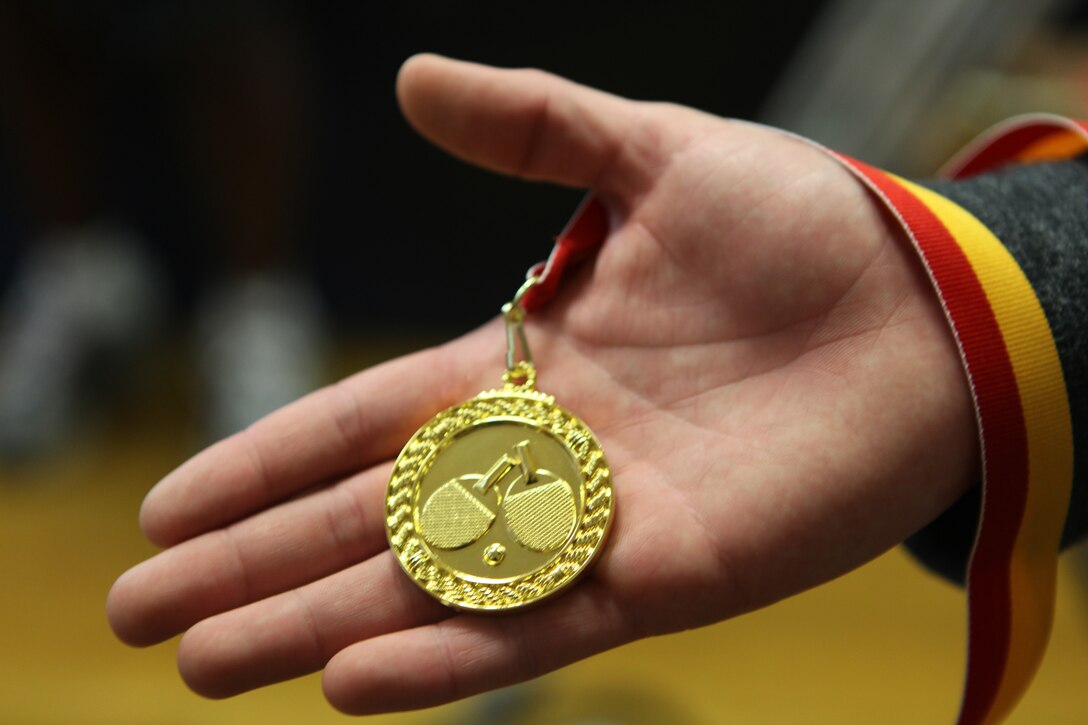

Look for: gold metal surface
[385,367,613,611]
[504,477,577,552]
[418,476,496,550]
[502,276,538,372]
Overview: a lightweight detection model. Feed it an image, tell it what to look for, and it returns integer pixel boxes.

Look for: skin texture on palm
[106,55,978,714]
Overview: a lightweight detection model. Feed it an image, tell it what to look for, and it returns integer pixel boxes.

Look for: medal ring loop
[502,361,536,390]
[502,276,540,372]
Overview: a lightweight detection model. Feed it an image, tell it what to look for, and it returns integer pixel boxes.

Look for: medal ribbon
[519,193,608,313]
[527,115,1081,724]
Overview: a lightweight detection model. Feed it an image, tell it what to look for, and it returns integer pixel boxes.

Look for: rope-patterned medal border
[385,388,613,611]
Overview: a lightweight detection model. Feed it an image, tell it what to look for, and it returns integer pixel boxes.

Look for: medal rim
[385,386,614,613]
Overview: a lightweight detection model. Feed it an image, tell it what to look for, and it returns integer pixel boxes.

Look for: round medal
[385,363,613,611]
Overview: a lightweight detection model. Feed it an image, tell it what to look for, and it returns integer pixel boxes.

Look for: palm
[108,57,975,714]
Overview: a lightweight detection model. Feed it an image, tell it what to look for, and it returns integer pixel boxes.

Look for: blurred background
[1,1,1086,722]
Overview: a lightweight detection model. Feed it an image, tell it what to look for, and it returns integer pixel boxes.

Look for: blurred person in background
[0,1,826,463]
[0,1,325,459]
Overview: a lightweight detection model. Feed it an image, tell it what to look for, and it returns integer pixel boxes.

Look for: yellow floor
[1,341,1085,724]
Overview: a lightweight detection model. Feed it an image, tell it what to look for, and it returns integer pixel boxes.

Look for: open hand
[107,54,976,715]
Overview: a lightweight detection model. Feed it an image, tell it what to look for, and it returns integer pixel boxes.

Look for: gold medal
[385,278,614,611]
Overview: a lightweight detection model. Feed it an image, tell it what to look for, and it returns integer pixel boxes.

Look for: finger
[175,552,450,698]
[108,460,392,647]
[139,340,477,547]
[397,54,665,197]
[322,580,632,715]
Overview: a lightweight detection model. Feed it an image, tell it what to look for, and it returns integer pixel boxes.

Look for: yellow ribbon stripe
[892,177,1074,723]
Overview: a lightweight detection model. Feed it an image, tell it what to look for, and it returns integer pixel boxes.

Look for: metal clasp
[502,276,540,387]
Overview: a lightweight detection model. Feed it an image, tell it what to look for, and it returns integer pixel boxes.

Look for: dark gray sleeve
[903,157,1088,584]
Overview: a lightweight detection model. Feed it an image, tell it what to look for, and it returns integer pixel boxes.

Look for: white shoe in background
[197,273,327,442]
[0,225,162,459]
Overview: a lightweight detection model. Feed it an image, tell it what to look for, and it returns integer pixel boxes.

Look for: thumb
[396,54,662,197]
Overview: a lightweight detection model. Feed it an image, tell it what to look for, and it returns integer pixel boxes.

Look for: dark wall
[0,1,826,330]
[311,2,825,328]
